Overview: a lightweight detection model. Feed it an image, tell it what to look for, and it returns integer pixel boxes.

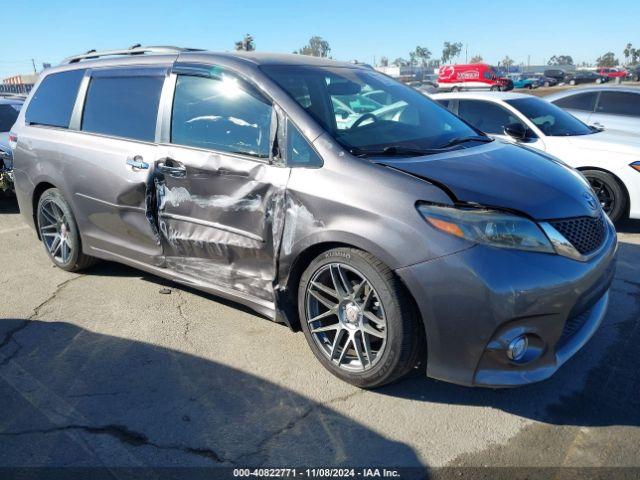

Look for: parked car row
[6,46,619,389]
[429,63,633,93]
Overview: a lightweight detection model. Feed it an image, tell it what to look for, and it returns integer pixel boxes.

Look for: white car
[431,91,640,222]
[545,87,640,136]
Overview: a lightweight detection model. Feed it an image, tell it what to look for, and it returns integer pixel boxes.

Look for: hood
[375,141,598,220]
[567,130,640,155]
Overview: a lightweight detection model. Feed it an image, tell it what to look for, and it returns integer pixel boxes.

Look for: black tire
[36,188,98,271]
[298,247,425,388]
[544,81,550,87]
[490,85,500,92]
[569,79,576,86]
[582,170,627,223]
[451,86,460,92]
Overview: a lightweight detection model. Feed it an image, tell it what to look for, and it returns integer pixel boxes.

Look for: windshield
[506,97,594,137]
[0,103,21,132]
[261,65,480,154]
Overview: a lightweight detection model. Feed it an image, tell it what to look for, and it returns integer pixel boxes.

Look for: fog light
[507,335,528,361]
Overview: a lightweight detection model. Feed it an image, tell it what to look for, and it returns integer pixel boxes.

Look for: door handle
[157,161,187,178]
[126,156,149,170]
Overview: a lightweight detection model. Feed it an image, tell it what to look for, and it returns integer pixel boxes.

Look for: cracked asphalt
[1,192,639,472]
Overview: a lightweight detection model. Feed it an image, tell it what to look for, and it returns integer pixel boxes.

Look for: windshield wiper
[436,135,493,149]
[349,145,439,157]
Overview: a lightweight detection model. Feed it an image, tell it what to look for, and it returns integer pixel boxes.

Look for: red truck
[437,63,513,91]
[598,67,627,79]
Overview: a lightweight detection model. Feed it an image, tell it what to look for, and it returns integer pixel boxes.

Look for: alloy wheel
[588,177,615,215]
[305,263,387,372]
[38,199,73,264]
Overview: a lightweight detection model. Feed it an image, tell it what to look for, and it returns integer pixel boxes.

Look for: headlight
[631,161,640,173]
[417,204,555,254]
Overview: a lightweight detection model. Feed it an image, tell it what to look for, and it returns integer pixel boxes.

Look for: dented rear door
[154,68,289,302]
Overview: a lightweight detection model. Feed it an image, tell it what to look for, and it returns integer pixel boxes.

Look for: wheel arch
[32,181,58,239]
[577,166,631,217]
[277,238,423,339]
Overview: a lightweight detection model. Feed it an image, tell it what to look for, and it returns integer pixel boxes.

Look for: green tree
[409,46,432,67]
[469,54,483,64]
[441,42,463,64]
[548,55,574,66]
[392,57,408,67]
[379,56,389,67]
[295,36,331,57]
[501,55,515,69]
[234,34,255,51]
[596,51,619,68]
[623,43,639,65]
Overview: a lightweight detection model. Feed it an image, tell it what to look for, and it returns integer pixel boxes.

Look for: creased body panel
[152,146,290,302]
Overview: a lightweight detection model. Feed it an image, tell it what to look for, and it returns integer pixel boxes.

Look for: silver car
[546,87,640,135]
[11,46,617,388]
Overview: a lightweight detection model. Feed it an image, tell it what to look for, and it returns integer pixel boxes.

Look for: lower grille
[549,215,606,255]
[557,308,592,348]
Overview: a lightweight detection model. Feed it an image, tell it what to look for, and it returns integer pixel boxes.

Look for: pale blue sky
[1,0,638,78]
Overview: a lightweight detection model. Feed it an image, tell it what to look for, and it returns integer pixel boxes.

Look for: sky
[1,0,638,79]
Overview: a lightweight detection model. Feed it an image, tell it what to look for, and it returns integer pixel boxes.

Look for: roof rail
[60,45,204,65]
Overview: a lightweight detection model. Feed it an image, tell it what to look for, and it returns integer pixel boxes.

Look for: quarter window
[81,73,164,142]
[171,74,272,158]
[597,92,640,116]
[552,92,598,112]
[287,121,322,167]
[457,100,523,135]
[25,69,85,128]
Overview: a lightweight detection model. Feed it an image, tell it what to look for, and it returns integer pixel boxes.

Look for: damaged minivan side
[13,47,617,388]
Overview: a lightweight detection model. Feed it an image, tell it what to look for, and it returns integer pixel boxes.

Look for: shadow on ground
[0,319,421,469]
[0,192,19,214]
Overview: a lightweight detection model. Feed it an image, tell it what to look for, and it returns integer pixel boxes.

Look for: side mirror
[503,123,528,141]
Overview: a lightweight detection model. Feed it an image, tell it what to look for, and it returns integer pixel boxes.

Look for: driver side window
[457,100,524,135]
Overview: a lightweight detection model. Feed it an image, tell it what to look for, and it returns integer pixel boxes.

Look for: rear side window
[552,92,597,112]
[171,74,272,158]
[597,92,640,116]
[25,69,85,128]
[82,74,164,142]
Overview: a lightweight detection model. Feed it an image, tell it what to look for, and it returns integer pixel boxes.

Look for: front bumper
[396,220,617,387]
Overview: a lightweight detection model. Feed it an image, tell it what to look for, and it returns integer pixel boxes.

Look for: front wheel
[298,248,424,388]
[569,79,576,86]
[490,85,500,92]
[582,170,627,223]
[37,188,97,271]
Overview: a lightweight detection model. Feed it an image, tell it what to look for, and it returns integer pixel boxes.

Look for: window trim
[76,65,170,144]
[163,68,276,164]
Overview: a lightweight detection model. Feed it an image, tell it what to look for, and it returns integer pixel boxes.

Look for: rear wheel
[490,85,500,92]
[582,170,626,223]
[544,81,550,87]
[37,188,97,271]
[569,79,576,86]
[298,248,424,388]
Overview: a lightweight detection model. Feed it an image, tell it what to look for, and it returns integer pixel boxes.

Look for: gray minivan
[12,46,617,388]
